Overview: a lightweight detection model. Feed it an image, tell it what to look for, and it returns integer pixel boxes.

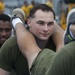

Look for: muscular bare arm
[52,21,64,51]
[15,23,41,69]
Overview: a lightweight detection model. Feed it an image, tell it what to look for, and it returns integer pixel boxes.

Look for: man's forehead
[34,16,54,22]
[34,10,54,16]
[37,19,54,22]
[34,12,54,20]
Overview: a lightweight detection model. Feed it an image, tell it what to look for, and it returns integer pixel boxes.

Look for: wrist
[12,18,23,28]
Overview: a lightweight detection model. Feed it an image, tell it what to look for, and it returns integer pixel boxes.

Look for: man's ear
[27,19,31,27]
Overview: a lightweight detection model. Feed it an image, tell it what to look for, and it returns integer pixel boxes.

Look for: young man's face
[28,10,54,40]
[0,21,11,45]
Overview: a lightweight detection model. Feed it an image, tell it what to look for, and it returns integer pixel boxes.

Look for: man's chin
[40,37,49,41]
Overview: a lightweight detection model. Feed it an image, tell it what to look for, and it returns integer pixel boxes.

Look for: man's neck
[35,37,48,49]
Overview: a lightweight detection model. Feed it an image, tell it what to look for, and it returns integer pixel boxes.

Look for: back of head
[24,1,28,6]
[66,8,75,25]
[0,14,10,22]
[29,4,55,19]
[31,1,35,5]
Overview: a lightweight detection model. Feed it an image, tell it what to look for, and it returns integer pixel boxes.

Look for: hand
[11,8,25,22]
[11,8,25,28]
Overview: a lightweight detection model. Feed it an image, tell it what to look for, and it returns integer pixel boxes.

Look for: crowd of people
[0,0,75,75]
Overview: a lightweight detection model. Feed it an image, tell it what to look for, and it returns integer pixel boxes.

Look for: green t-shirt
[46,42,75,75]
[30,49,55,75]
[0,35,56,75]
[0,36,30,75]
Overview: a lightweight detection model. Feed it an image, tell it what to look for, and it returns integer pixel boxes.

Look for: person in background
[64,8,75,44]
[52,0,63,24]
[0,0,5,14]
[45,0,53,8]
[0,14,16,75]
[0,14,12,47]
[21,1,29,24]
[28,1,36,14]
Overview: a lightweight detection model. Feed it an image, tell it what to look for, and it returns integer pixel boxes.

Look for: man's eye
[39,22,44,25]
[48,22,54,26]
[37,21,44,25]
[5,29,11,32]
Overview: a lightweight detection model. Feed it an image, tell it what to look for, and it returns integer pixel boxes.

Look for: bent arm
[52,21,64,51]
[15,22,41,69]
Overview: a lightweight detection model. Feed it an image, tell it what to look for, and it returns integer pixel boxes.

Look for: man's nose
[43,25,48,31]
[2,31,6,36]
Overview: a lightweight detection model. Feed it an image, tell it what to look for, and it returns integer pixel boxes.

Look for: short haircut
[0,14,11,22]
[29,4,55,19]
